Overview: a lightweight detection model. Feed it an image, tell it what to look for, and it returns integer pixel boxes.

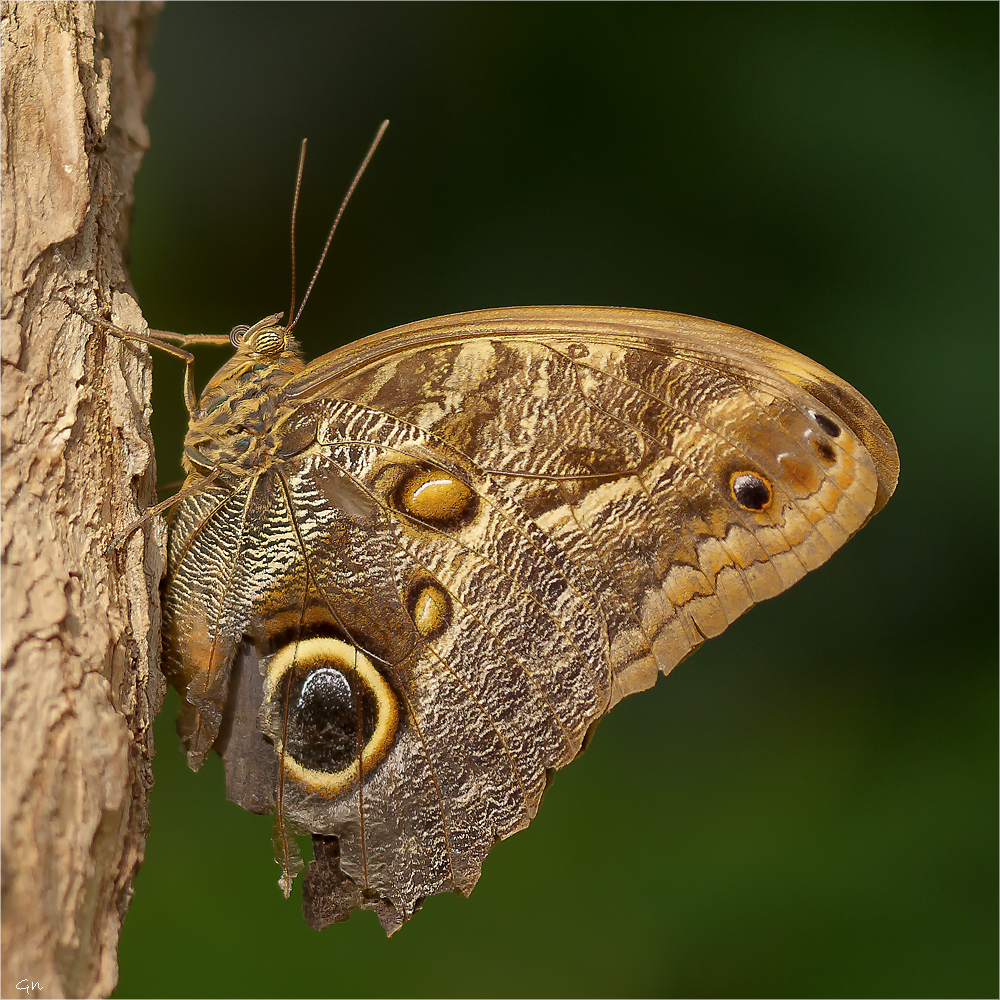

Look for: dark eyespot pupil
[732,473,771,511]
[811,411,841,437]
[297,667,352,730]
[284,666,377,773]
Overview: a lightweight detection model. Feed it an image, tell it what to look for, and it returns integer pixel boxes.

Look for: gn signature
[16,981,42,994]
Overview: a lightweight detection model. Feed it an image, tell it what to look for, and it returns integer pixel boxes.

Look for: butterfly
[136,123,899,935]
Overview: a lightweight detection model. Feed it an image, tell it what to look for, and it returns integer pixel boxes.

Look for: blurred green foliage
[114,4,996,998]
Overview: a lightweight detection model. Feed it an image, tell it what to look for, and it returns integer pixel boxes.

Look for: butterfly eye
[230,313,287,355]
[249,326,285,358]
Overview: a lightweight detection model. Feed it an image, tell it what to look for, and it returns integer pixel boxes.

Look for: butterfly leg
[106,467,223,554]
[59,297,230,415]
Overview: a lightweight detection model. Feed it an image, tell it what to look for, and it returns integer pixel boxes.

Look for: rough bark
[1,3,163,997]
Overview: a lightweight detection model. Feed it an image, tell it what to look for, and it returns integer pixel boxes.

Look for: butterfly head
[229,312,292,360]
[209,310,306,385]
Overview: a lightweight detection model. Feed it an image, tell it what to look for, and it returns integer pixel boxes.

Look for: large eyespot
[730,470,773,511]
[264,637,398,795]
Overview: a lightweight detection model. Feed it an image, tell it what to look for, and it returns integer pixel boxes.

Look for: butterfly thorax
[182,316,307,480]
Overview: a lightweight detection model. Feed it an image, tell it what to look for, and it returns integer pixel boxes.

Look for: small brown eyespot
[808,432,837,464]
[730,471,773,511]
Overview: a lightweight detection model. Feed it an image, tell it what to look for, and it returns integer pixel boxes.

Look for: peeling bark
[1,3,163,997]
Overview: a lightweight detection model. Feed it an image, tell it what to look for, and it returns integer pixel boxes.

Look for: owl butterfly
[142,124,899,935]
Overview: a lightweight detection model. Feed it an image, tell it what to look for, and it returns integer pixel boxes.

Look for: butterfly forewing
[162,305,897,933]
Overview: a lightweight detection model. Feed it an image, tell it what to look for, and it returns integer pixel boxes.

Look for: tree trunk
[1,2,163,996]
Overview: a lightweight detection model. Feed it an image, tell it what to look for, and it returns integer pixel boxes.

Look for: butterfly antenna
[288,138,308,324]
[288,119,390,331]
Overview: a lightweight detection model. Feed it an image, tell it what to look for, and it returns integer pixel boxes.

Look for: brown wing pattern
[162,306,897,934]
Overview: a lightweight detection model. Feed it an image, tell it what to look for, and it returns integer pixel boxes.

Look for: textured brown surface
[0,2,162,996]
[160,305,897,935]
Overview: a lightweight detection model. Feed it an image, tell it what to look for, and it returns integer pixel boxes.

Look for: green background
[114,4,996,998]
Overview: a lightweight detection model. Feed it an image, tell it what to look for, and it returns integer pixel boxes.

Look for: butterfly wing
[162,306,898,933]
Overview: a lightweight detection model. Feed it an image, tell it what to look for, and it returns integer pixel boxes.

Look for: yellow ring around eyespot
[264,637,398,796]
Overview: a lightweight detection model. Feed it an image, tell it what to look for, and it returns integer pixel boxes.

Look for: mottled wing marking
[320,335,878,705]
